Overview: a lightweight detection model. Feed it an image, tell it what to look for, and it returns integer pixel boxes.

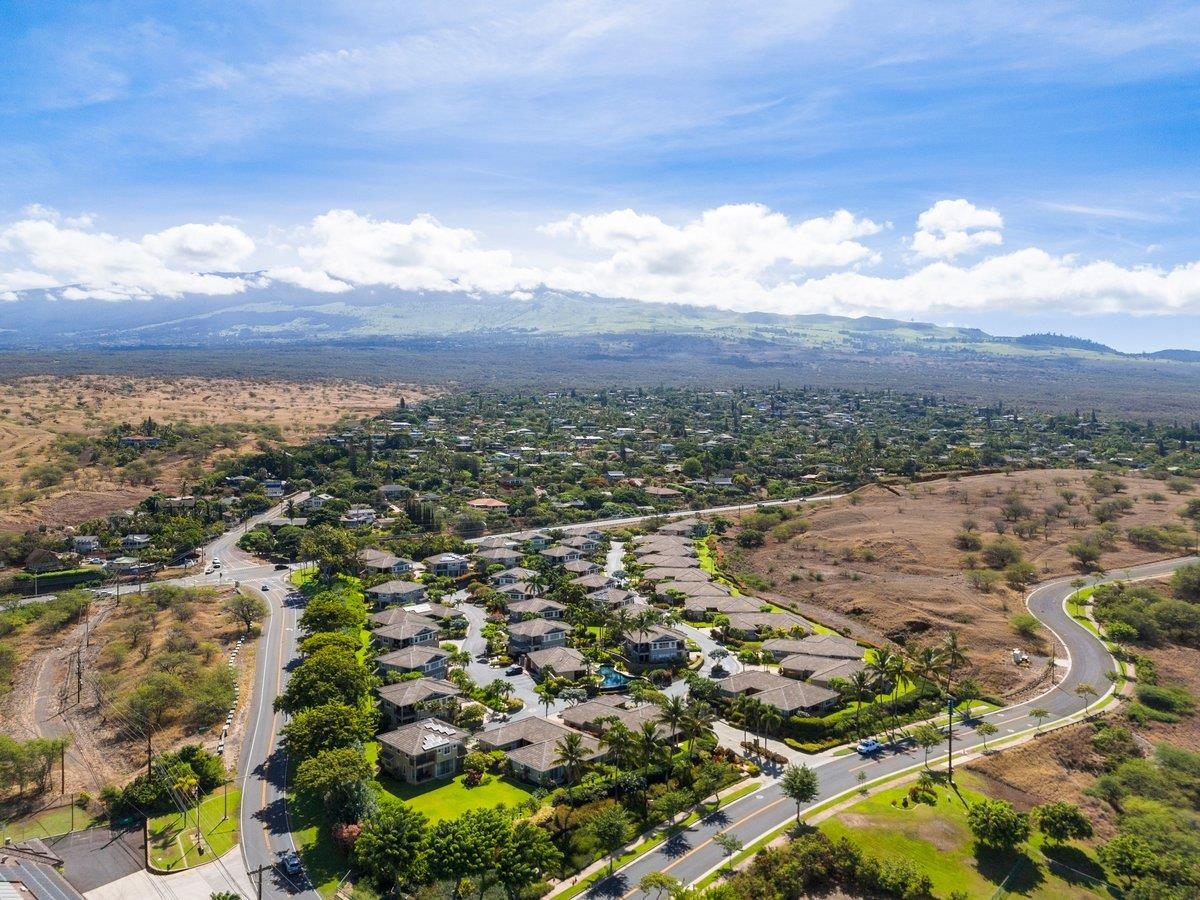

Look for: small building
[379,483,411,501]
[366,580,428,609]
[476,547,524,568]
[72,535,101,554]
[681,595,761,620]
[377,645,451,680]
[570,573,614,592]
[341,505,377,527]
[121,533,151,550]
[562,559,600,576]
[361,549,414,576]
[520,532,554,550]
[507,618,570,654]
[715,671,838,716]
[467,497,510,515]
[476,718,603,785]
[658,518,708,538]
[624,626,688,669]
[371,612,440,650]
[541,545,582,566]
[298,493,334,511]
[491,566,537,586]
[507,597,566,622]
[780,654,866,687]
[761,634,862,662]
[378,718,467,783]
[263,479,287,498]
[524,646,589,681]
[423,553,470,578]
[589,587,638,610]
[377,678,463,728]
[722,611,808,641]
[560,696,680,742]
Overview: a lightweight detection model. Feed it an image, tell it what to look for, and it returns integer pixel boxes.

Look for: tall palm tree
[658,695,688,746]
[553,732,588,786]
[940,631,968,780]
[682,701,716,756]
[866,647,901,743]
[610,608,636,648]
[758,705,783,742]
[731,694,753,746]
[598,721,634,770]
[846,670,874,739]
[635,720,666,770]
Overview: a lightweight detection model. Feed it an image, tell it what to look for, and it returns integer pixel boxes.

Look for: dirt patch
[729,469,1189,696]
[0,375,429,530]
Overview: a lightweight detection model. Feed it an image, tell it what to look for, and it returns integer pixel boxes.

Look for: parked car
[505,664,524,676]
[856,738,882,755]
[274,562,289,570]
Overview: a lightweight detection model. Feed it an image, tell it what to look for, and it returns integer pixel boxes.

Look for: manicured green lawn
[819,774,1108,899]
[1,803,99,843]
[147,788,241,871]
[377,772,536,823]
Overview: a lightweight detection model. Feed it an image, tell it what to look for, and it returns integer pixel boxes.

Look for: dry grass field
[0,375,425,529]
[728,469,1193,696]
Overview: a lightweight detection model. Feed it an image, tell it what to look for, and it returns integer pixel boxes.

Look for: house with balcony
[377,645,451,680]
[365,580,427,609]
[371,612,440,650]
[507,597,565,622]
[623,626,687,669]
[423,553,470,578]
[377,678,462,728]
[378,718,467,784]
[507,618,569,654]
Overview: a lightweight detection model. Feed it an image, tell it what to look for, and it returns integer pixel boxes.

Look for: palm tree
[598,721,634,770]
[536,683,555,719]
[731,694,754,746]
[682,701,716,756]
[635,720,666,770]
[867,647,905,743]
[941,631,968,780]
[846,670,874,739]
[657,695,688,746]
[609,608,636,647]
[758,705,783,742]
[172,770,200,843]
[554,732,588,786]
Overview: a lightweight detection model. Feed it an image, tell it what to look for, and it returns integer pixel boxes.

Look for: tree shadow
[975,846,1044,893]
[585,871,629,898]
[661,831,692,859]
[1042,844,1112,891]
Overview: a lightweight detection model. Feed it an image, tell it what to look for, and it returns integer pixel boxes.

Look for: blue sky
[2,1,1199,350]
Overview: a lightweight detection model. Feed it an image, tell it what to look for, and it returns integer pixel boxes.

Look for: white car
[856,738,882,755]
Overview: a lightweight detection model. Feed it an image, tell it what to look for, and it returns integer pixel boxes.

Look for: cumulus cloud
[0,216,251,299]
[142,223,255,270]
[2,200,1199,320]
[910,198,1003,259]
[290,209,541,294]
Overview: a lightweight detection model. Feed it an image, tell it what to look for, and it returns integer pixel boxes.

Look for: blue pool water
[599,664,632,690]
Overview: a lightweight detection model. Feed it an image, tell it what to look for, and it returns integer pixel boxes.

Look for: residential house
[624,626,688,669]
[371,612,440,651]
[680,595,762,620]
[497,582,541,604]
[491,566,537,586]
[378,718,466,784]
[360,549,415,576]
[641,567,711,583]
[715,671,838,716]
[655,581,732,602]
[467,497,509,515]
[562,535,599,554]
[562,559,600,576]
[72,535,101,554]
[298,493,334,511]
[541,545,582,566]
[588,587,638,610]
[379,483,411,501]
[722,611,809,641]
[761,634,862,662]
[477,535,518,551]
[570,573,614,592]
[560,696,680,742]
[507,618,569,654]
[636,554,699,569]
[365,580,427,609]
[340,506,377,527]
[780,654,866,687]
[263,479,287,497]
[106,556,156,577]
[658,518,708,537]
[423,553,470,578]
[476,547,524,568]
[507,597,566,622]
[377,678,462,728]
[121,534,151,550]
[476,718,603,784]
[520,532,554,551]
[524,646,589,681]
[118,435,160,449]
[377,645,451,680]
[402,602,466,630]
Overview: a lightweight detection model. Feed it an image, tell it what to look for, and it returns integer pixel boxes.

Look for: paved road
[584,556,1197,898]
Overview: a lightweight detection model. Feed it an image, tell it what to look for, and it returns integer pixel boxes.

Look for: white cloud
[911,198,1003,259]
[0,217,250,299]
[3,201,1200,322]
[542,204,883,307]
[142,223,255,270]
[289,209,541,294]
[266,265,352,293]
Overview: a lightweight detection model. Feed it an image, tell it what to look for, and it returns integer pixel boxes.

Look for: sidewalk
[85,847,255,900]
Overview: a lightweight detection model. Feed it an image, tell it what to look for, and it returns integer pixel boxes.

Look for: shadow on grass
[1042,844,1114,892]
[975,846,1045,893]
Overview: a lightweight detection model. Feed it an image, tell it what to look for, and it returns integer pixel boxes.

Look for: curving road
[581,556,1198,898]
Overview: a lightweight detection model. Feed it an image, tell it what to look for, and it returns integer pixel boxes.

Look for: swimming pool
[598,664,632,690]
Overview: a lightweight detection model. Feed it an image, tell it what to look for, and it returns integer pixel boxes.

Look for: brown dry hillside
[0,375,427,529]
[727,469,1193,697]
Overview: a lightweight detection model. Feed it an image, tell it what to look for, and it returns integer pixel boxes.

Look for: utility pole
[146,731,153,779]
[249,863,272,899]
[60,742,66,794]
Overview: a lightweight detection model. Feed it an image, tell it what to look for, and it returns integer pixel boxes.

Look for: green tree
[427,808,511,896]
[281,702,375,762]
[294,746,372,818]
[651,789,693,829]
[1171,563,1200,601]
[276,646,374,713]
[353,801,429,890]
[298,591,363,635]
[552,732,588,786]
[587,803,632,874]
[1030,706,1050,733]
[1033,801,1093,845]
[1075,682,1099,716]
[638,872,683,900]
[496,821,562,899]
[780,763,819,823]
[223,591,267,634]
[975,721,998,751]
[967,799,1031,850]
[714,831,744,871]
[1098,832,1157,888]
[912,724,943,769]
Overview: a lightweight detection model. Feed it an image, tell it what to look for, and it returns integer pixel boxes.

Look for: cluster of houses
[628,520,867,717]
